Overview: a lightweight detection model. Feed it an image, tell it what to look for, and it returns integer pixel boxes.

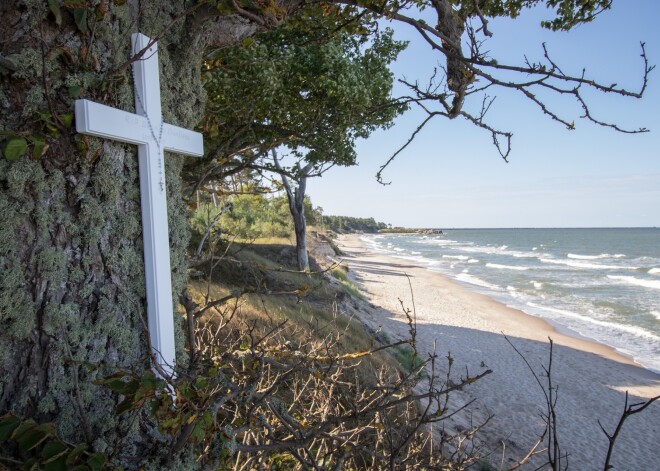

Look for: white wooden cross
[75,33,204,378]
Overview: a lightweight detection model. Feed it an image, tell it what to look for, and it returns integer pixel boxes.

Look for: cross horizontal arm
[76,99,152,146]
[76,99,204,158]
[163,124,203,157]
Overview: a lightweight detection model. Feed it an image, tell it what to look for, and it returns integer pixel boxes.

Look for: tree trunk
[283,174,310,272]
[293,202,310,273]
[275,157,311,272]
[0,1,272,466]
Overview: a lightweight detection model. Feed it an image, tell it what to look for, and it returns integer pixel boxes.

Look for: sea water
[359,228,660,372]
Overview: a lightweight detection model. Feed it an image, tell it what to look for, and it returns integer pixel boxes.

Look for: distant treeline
[322,215,389,233]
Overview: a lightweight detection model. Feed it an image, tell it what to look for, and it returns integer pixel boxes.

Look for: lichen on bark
[0,0,210,463]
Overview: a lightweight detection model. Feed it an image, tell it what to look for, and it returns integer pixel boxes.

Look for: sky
[307,1,660,228]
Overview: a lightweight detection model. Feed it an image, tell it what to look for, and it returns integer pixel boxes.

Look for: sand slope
[337,235,660,470]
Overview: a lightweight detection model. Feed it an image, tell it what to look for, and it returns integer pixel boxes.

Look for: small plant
[392,343,425,375]
[0,413,107,470]
[330,266,365,300]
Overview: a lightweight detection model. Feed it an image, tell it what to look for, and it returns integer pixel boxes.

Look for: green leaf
[87,452,106,471]
[3,137,28,161]
[21,457,38,470]
[17,428,48,453]
[65,443,88,466]
[48,0,62,26]
[13,420,37,441]
[194,377,209,389]
[116,396,136,415]
[42,440,68,461]
[0,414,21,442]
[73,8,88,33]
[60,113,74,129]
[44,456,67,471]
[29,136,48,159]
[68,86,83,98]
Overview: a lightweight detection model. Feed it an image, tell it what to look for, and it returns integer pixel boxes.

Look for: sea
[359,228,660,373]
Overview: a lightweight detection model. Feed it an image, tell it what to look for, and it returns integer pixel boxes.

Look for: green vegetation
[322,215,389,233]
[189,188,318,243]
[330,265,365,300]
[392,343,426,375]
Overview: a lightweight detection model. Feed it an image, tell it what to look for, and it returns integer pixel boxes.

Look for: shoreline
[336,234,660,469]
[430,264,650,372]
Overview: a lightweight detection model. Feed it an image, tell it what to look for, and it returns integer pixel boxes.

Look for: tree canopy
[190,18,407,190]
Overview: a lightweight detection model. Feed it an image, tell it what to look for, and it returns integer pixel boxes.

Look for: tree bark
[0,1,292,466]
[283,168,311,272]
[273,154,311,272]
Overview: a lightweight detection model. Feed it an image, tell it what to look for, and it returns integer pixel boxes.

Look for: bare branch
[600,393,660,470]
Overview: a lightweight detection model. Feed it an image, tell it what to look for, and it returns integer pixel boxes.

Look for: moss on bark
[0,0,208,465]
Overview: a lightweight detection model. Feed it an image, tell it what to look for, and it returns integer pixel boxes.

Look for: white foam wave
[530,281,544,289]
[456,245,541,259]
[468,259,480,264]
[419,238,465,247]
[651,311,660,321]
[567,253,622,260]
[526,302,660,342]
[649,268,660,275]
[411,251,421,255]
[607,275,660,290]
[455,273,501,291]
[540,258,637,270]
[443,255,469,260]
[486,263,529,271]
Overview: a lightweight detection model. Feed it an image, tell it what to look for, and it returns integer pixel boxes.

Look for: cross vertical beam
[75,33,204,378]
[131,33,175,377]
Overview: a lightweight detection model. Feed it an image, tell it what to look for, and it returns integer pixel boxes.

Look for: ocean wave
[455,245,541,259]
[649,268,660,275]
[442,255,469,260]
[486,263,529,271]
[540,258,638,270]
[526,302,660,342]
[530,281,544,289]
[567,253,626,260]
[411,251,421,255]
[419,238,465,246]
[455,273,501,291]
[607,275,660,290]
[651,311,660,321]
[468,259,480,264]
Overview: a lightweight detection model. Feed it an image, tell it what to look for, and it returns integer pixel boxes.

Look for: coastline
[337,234,660,469]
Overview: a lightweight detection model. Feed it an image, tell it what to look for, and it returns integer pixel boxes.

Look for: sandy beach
[336,234,660,470]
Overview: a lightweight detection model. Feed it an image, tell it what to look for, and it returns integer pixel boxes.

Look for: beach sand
[336,234,660,470]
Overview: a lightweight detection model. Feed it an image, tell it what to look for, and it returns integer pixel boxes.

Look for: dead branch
[599,392,660,470]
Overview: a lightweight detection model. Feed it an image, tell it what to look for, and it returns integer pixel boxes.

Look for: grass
[330,265,366,300]
[392,344,425,375]
[187,237,404,384]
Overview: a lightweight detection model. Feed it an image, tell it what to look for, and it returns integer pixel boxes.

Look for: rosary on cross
[75,33,204,378]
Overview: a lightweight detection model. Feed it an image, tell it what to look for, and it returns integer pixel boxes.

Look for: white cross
[75,33,204,378]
